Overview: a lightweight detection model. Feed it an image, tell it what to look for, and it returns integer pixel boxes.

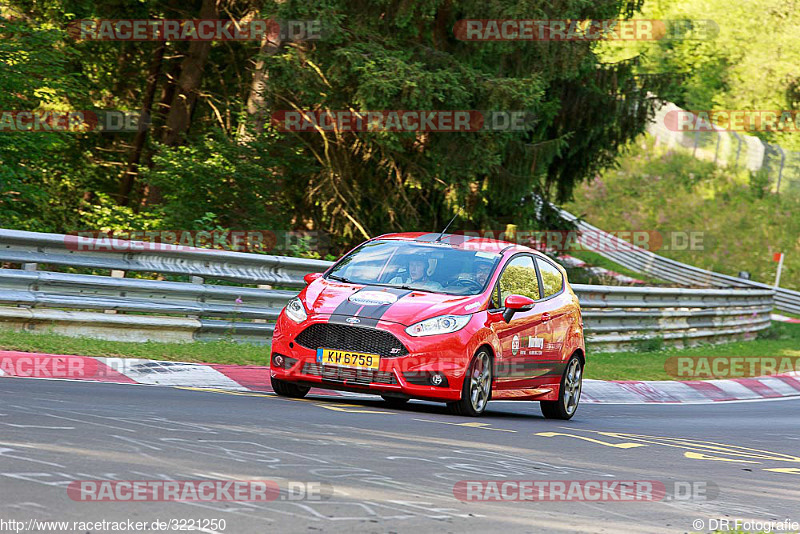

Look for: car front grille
[302,363,397,385]
[295,323,408,358]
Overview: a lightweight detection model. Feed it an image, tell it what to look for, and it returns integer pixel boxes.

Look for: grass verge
[0,329,270,366]
[1,322,798,381]
[586,322,800,381]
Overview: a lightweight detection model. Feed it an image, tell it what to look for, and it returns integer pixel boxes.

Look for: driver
[390,252,442,291]
[475,260,493,286]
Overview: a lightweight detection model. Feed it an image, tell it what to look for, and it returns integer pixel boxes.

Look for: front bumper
[270,313,478,402]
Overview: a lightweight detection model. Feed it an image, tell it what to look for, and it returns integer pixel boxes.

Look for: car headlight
[405,314,470,337]
[285,297,308,323]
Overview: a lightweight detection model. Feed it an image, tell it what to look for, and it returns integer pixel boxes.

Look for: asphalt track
[1,378,799,533]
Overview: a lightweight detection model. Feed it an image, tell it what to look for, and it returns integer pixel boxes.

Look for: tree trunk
[118,41,165,205]
[160,0,219,147]
[238,18,282,142]
[143,0,218,207]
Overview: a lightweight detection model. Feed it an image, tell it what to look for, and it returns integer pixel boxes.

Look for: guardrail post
[186,276,206,319]
[254,284,273,322]
[105,270,126,314]
[23,263,37,271]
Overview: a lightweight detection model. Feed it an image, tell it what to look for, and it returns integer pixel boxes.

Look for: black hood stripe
[330,286,412,327]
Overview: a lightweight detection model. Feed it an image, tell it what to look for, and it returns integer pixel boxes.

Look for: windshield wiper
[327,274,353,283]
[390,284,434,293]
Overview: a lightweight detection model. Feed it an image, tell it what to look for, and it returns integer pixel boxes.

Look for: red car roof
[374,232,536,254]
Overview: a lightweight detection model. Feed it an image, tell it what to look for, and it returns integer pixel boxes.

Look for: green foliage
[142,132,290,230]
[633,335,665,353]
[567,137,800,290]
[1,0,669,253]
[0,14,90,230]
[499,264,540,301]
[756,322,791,341]
[539,266,563,296]
[748,168,771,199]
[263,0,669,247]
[600,0,800,151]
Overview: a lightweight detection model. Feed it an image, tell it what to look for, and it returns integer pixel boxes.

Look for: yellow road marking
[684,451,759,463]
[414,419,517,432]
[315,404,395,414]
[535,431,647,448]
[763,468,800,475]
[564,429,800,463]
[175,387,275,398]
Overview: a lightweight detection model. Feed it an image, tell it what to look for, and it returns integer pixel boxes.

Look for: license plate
[317,348,380,370]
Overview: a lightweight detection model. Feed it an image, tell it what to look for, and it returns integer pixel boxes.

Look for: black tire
[541,354,583,420]
[447,349,492,416]
[381,395,409,408]
[271,376,310,398]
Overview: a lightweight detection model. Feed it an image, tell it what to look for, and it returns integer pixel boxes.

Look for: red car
[270,232,585,418]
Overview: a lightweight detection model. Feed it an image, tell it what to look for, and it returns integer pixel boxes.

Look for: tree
[1,0,674,254]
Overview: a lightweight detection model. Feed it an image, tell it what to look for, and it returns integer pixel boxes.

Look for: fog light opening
[273,354,285,368]
[430,374,444,386]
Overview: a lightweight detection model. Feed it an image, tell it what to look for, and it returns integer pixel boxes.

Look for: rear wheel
[381,395,409,408]
[541,354,583,420]
[271,376,310,398]
[447,349,492,416]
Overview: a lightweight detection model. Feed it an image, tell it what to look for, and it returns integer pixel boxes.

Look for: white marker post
[774,252,785,288]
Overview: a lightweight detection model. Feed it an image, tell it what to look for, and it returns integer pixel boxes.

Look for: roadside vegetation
[559,249,669,286]
[0,0,670,256]
[0,330,269,366]
[566,138,800,290]
[2,322,798,381]
[586,322,800,381]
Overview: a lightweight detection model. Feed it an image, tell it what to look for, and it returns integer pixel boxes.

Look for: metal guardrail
[0,229,330,288]
[0,229,775,351]
[574,284,773,352]
[557,208,800,315]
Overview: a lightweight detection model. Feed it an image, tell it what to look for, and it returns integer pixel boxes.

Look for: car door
[490,254,545,390]
[529,256,572,384]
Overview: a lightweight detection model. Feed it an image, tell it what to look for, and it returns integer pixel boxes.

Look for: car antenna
[435,213,458,242]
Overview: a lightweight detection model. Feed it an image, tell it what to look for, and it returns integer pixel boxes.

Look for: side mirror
[304,272,323,285]
[502,294,535,323]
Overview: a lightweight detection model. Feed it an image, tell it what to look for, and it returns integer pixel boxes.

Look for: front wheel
[448,349,492,416]
[271,376,310,398]
[541,354,583,420]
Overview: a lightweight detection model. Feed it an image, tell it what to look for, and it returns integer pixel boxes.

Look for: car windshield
[326,240,501,295]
